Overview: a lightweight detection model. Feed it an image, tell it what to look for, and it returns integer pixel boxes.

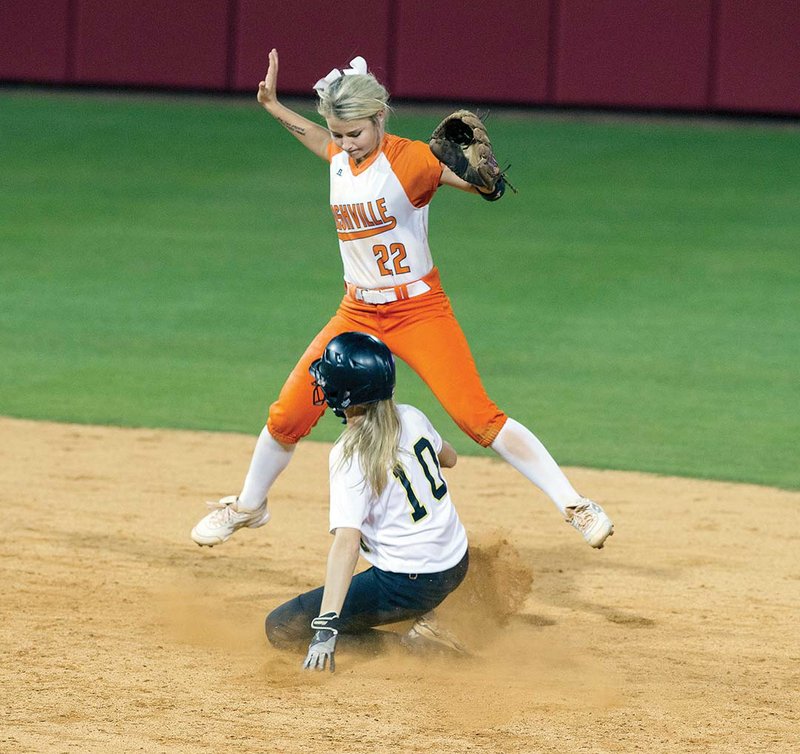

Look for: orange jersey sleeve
[382,134,444,208]
[326,141,341,162]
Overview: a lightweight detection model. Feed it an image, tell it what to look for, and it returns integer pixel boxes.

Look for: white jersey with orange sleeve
[327,135,444,289]
[327,404,468,574]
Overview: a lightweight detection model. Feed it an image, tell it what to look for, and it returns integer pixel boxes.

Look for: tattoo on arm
[277,117,306,136]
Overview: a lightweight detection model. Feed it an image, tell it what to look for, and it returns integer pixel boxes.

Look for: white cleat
[402,611,468,655]
[565,498,614,549]
[191,495,270,547]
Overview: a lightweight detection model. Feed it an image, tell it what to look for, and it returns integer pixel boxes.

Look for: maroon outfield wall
[1,0,798,115]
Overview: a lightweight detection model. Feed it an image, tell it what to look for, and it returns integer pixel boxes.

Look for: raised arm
[257,48,331,161]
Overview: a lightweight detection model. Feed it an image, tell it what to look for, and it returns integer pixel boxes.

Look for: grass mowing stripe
[1,91,798,488]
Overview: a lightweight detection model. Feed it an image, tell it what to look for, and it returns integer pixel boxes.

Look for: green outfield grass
[1,90,798,488]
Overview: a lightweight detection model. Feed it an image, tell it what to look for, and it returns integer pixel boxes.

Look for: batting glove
[303,611,340,672]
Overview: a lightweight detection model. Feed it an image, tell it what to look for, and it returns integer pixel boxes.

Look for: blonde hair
[338,399,401,496]
[316,73,390,122]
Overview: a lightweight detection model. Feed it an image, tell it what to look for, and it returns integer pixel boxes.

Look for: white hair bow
[313,56,368,95]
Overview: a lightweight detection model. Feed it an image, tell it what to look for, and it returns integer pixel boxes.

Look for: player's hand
[257,48,279,109]
[302,611,340,673]
[303,630,337,672]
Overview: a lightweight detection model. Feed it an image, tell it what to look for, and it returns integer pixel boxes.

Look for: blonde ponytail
[338,400,401,496]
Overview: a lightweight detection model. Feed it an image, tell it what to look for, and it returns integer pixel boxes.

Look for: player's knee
[267,404,321,446]
[264,605,309,648]
[266,411,299,447]
[451,410,507,448]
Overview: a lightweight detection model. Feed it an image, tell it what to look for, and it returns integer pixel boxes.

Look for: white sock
[491,418,580,515]
[237,427,295,510]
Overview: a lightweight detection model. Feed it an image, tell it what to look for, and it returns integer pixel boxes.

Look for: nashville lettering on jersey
[331,197,397,241]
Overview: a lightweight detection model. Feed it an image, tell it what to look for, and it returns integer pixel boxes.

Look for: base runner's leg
[388,291,614,546]
[387,293,580,512]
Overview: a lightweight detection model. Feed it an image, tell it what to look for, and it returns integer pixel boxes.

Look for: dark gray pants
[265,548,468,647]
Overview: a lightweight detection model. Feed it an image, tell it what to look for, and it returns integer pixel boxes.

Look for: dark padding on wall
[553,0,713,109]
[232,0,392,95]
[0,0,71,82]
[72,0,230,88]
[2,0,799,116]
[713,0,800,114]
[391,0,552,105]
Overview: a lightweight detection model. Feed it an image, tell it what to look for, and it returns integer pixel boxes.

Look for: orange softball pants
[266,268,508,447]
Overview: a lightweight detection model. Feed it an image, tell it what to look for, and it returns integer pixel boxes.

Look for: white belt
[349,279,431,305]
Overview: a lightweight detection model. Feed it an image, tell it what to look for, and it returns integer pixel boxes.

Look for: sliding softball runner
[267,332,469,671]
[191,50,613,550]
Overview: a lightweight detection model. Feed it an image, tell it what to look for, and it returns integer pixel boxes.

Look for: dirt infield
[2,417,798,753]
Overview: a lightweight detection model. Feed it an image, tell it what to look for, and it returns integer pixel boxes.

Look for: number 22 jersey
[327,134,444,290]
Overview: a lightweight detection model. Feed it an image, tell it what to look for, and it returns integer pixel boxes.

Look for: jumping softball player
[191,50,613,550]
[266,332,468,671]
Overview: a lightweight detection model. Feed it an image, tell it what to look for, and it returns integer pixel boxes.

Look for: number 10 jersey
[328,404,468,574]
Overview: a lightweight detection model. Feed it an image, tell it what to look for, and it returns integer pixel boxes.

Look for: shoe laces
[205,498,238,523]
[411,616,467,652]
[568,502,598,532]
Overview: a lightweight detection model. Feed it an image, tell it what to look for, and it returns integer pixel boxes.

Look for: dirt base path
[1,417,798,753]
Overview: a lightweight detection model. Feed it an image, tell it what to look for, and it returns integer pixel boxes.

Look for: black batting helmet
[309,332,395,418]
